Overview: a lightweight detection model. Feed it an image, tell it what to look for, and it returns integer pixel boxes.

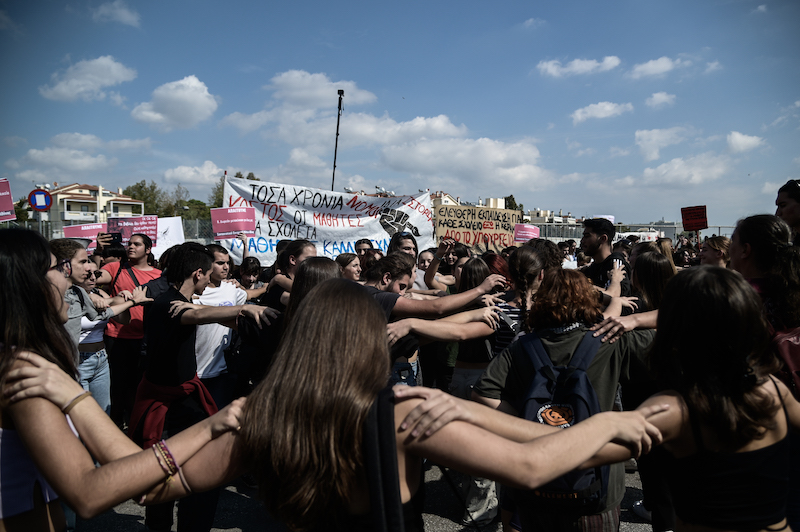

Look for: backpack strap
[363,386,404,532]
[568,331,604,372]
[520,332,554,370]
[125,265,141,287]
[71,285,86,310]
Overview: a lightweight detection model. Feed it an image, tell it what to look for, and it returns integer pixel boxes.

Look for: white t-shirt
[193,282,247,379]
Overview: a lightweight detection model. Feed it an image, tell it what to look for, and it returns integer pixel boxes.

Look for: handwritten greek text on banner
[222,177,435,264]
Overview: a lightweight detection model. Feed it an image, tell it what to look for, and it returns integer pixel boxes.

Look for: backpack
[513,330,609,516]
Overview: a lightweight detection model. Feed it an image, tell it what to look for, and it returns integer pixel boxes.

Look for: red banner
[680,206,708,232]
[211,207,256,240]
[0,179,15,222]
[107,216,158,245]
[63,223,108,251]
[513,223,540,243]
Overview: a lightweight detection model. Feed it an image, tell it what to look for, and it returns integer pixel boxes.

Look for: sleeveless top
[668,379,789,529]
[312,387,424,532]
[0,427,59,518]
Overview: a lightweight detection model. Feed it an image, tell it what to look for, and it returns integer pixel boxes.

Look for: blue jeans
[78,348,111,416]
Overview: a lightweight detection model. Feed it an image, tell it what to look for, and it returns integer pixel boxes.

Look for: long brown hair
[528,268,603,330]
[238,279,390,530]
[650,267,781,450]
[0,229,76,385]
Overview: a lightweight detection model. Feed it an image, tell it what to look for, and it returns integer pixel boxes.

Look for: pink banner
[0,179,15,223]
[211,207,256,240]
[513,223,540,242]
[63,223,108,251]
[107,216,158,245]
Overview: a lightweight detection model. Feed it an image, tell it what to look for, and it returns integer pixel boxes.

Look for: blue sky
[1,0,798,227]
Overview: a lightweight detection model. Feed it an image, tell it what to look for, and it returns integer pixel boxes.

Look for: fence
[2,218,735,246]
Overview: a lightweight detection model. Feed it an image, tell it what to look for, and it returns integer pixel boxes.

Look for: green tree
[160,184,190,217]
[123,180,166,215]
[185,198,211,219]
[246,172,258,181]
[209,175,225,208]
[14,198,29,222]
[234,171,244,179]
[504,194,524,214]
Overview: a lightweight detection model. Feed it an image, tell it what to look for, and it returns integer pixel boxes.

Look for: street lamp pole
[331,89,344,191]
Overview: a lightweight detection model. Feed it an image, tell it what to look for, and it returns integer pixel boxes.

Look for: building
[29,183,144,223]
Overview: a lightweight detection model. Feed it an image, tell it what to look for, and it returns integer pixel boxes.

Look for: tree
[234,171,244,179]
[124,180,166,215]
[246,172,258,181]
[504,194,524,214]
[185,199,211,219]
[14,198,29,222]
[209,175,225,208]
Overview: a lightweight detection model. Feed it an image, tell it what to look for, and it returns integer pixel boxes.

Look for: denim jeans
[78,348,111,415]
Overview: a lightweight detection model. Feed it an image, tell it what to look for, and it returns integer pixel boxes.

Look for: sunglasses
[49,258,72,279]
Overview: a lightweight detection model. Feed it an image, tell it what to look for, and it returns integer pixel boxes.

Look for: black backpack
[513,330,609,516]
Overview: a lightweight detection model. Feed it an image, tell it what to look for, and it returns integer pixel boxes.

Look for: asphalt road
[75,465,652,532]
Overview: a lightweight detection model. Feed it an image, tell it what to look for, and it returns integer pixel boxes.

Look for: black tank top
[669,378,790,529]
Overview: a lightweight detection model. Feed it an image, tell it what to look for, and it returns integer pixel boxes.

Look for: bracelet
[62,391,92,415]
[152,445,171,475]
[178,468,193,493]
[434,253,443,261]
[154,440,179,476]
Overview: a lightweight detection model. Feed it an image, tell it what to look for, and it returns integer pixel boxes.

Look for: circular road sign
[28,189,53,212]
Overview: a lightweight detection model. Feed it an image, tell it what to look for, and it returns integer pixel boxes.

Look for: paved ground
[76,465,652,531]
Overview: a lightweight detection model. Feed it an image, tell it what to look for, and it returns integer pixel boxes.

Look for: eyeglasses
[49,258,72,278]
[92,270,103,279]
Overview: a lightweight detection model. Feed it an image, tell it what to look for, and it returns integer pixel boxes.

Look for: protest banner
[513,223,540,243]
[0,179,15,222]
[107,215,158,245]
[63,223,108,251]
[681,205,708,233]
[152,217,185,260]
[434,204,523,252]
[211,207,257,240]
[222,177,435,264]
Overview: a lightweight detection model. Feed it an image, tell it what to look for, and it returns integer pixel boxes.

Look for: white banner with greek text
[222,177,435,264]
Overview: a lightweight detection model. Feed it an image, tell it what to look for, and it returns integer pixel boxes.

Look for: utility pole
[331,89,344,191]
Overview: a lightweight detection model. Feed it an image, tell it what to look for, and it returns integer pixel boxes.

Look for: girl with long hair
[0,229,242,531]
[636,267,799,531]
[11,276,665,532]
[259,239,316,311]
[334,253,361,282]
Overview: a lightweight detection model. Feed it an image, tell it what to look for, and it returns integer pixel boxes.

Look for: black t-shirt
[144,286,197,386]
[582,252,631,296]
[363,285,418,363]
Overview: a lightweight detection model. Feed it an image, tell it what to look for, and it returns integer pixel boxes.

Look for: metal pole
[331,90,344,191]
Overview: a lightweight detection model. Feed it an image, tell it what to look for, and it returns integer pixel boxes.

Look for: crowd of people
[1,178,800,532]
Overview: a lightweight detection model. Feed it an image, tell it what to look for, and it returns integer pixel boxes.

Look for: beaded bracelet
[154,440,179,476]
[62,391,92,415]
[152,445,171,475]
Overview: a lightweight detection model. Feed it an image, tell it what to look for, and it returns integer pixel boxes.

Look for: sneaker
[632,499,652,522]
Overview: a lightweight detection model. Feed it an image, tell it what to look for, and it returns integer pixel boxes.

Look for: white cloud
[164,160,227,187]
[50,132,151,151]
[793,157,800,165]
[25,147,115,171]
[381,137,551,188]
[704,61,722,74]
[635,127,687,161]
[762,181,781,195]
[131,75,218,131]
[286,148,327,169]
[727,131,765,153]
[266,70,376,109]
[5,159,20,169]
[15,169,49,182]
[523,18,545,29]
[0,10,19,32]
[645,92,676,108]
[609,147,630,158]
[220,110,275,135]
[629,56,688,79]
[3,136,27,148]
[537,56,621,78]
[92,0,140,27]
[39,56,136,102]
[754,4,767,13]
[642,152,730,185]
[571,101,633,125]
